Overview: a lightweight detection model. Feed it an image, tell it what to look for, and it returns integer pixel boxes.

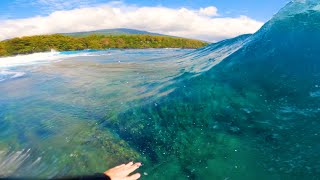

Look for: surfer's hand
[104,162,142,180]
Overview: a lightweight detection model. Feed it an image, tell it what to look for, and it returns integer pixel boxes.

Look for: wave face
[1,0,320,179]
[105,0,320,179]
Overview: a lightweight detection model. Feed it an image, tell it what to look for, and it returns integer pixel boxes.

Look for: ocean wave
[0,51,61,68]
[0,50,107,69]
[0,50,107,82]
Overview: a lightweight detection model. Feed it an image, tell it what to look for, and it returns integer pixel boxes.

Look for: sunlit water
[1,1,320,179]
[0,48,196,177]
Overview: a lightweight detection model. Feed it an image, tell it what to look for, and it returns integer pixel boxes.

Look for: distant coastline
[0,34,208,57]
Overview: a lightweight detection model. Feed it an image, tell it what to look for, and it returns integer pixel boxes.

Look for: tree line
[0,34,208,57]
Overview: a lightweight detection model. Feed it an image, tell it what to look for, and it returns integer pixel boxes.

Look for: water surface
[1,1,320,179]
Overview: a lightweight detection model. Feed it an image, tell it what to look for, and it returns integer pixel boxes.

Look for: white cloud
[0,2,263,42]
[199,6,219,16]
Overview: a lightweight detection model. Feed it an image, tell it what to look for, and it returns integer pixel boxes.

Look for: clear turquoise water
[0,49,195,177]
[1,0,320,179]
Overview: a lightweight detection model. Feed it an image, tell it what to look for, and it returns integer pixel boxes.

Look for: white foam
[0,50,104,69]
[0,70,26,82]
[0,50,105,82]
[0,51,64,68]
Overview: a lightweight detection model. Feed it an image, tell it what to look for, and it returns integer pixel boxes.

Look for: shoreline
[0,48,197,59]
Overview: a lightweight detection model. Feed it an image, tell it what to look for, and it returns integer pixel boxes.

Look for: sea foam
[0,50,97,68]
[0,50,103,82]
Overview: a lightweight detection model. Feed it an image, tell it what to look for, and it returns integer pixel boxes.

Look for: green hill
[0,34,208,57]
[62,28,164,37]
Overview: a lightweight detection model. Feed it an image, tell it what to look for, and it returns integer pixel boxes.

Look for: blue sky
[1,0,289,21]
[0,0,290,42]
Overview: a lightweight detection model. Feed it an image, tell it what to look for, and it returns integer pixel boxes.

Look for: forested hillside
[0,34,208,57]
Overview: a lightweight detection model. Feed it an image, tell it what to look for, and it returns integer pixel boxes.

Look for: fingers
[126,162,141,173]
[127,173,141,180]
[115,164,126,169]
[125,162,134,167]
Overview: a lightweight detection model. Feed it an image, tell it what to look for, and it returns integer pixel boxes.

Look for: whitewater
[0,50,93,82]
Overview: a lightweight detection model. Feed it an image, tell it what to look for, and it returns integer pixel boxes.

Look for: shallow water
[1,1,320,179]
[0,49,195,177]
[0,46,319,179]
